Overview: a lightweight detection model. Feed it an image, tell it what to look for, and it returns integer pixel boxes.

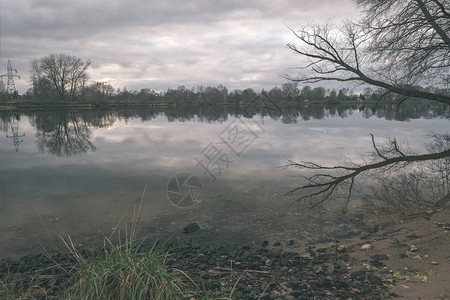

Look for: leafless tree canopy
[286,0,450,105]
[31,54,91,101]
[285,0,450,206]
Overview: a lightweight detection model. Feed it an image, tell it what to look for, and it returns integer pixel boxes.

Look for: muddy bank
[0,239,391,299]
[1,209,448,299]
[305,209,450,300]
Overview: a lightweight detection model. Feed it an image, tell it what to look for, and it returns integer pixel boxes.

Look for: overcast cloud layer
[0,0,357,93]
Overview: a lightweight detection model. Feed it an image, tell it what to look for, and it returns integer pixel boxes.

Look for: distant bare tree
[285,0,450,206]
[0,80,8,101]
[31,54,91,101]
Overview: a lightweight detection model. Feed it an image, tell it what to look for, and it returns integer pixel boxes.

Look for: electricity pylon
[1,60,20,99]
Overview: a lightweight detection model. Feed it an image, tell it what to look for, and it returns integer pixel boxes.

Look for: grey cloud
[0,0,357,93]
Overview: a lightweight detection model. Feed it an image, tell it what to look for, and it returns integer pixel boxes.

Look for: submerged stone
[183,222,200,233]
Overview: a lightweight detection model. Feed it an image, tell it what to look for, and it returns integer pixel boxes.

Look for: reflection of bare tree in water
[369,134,450,212]
[36,110,96,157]
[286,134,450,211]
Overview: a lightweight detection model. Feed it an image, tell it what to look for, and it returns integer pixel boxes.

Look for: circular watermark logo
[167,173,202,207]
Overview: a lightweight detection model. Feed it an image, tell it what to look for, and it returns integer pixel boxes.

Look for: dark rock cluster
[0,240,394,299]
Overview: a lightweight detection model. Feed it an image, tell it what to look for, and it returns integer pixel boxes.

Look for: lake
[0,102,448,259]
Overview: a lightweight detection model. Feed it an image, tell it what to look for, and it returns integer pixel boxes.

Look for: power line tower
[1,60,20,99]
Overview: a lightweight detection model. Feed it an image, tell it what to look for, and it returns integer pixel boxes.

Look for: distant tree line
[2,53,443,105]
[26,78,442,105]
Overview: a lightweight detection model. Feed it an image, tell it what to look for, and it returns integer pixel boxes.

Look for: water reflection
[30,110,96,157]
[0,103,448,259]
[5,115,25,152]
[3,102,447,158]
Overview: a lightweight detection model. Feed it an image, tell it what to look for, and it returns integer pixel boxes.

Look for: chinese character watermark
[194,91,281,182]
[193,142,232,182]
[167,91,281,206]
[219,118,258,157]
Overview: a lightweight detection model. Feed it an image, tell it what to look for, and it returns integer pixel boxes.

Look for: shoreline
[0,99,411,112]
[1,208,448,299]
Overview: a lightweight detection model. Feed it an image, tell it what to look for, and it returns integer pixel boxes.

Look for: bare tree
[285,0,450,206]
[31,54,91,101]
[286,0,450,105]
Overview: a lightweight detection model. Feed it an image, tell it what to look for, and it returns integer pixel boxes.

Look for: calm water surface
[0,104,448,258]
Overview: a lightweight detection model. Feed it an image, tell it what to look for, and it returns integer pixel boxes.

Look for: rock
[183,223,200,233]
[370,225,379,233]
[360,244,373,251]
[270,248,282,257]
[370,254,388,260]
[232,290,244,298]
[326,265,335,275]
[406,234,421,239]
[1,236,392,299]
[337,245,346,252]
[409,245,418,252]
[431,261,439,265]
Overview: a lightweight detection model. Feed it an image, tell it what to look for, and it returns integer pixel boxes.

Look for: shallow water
[0,103,448,258]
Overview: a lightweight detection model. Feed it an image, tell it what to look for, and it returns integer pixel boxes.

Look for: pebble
[400,284,410,289]
[431,261,439,265]
[360,244,373,251]
[410,245,418,252]
[183,223,200,233]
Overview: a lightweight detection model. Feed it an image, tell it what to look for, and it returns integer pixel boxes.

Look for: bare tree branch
[286,0,450,105]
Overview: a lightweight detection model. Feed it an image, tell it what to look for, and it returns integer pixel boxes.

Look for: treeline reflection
[0,102,448,157]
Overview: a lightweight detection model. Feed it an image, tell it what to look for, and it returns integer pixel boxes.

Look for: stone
[409,245,418,252]
[337,245,346,252]
[360,244,373,251]
[270,248,282,257]
[183,223,200,233]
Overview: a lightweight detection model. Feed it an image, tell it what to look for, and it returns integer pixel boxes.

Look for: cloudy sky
[0,0,358,93]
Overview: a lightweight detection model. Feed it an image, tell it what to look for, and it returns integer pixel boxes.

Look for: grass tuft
[63,238,183,299]
[59,181,185,299]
